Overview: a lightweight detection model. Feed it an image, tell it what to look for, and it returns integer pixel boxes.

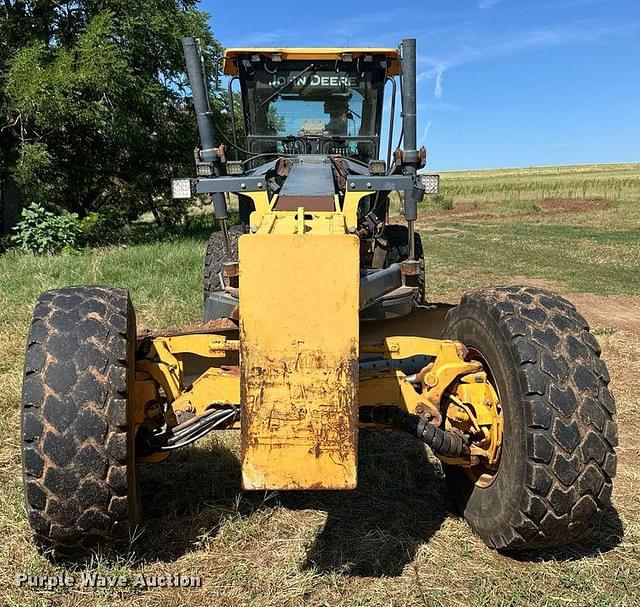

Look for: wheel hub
[442,367,503,487]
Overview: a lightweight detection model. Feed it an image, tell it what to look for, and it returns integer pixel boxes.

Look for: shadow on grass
[135,429,624,575]
[136,430,449,576]
[135,440,244,562]
[126,220,214,247]
[286,431,449,577]
[126,211,241,247]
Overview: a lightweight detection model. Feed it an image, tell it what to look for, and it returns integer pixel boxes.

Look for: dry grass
[1,164,639,606]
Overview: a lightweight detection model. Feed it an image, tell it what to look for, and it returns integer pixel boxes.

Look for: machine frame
[153,38,503,488]
[20,35,617,558]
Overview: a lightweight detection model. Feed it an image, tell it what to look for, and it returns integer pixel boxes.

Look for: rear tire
[203,225,245,303]
[21,286,139,557]
[378,224,425,305]
[442,286,617,550]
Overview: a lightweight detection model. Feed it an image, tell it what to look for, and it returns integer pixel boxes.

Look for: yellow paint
[342,191,372,230]
[133,370,170,463]
[239,233,360,490]
[244,187,369,234]
[154,334,239,359]
[223,48,400,76]
[171,367,240,416]
[246,191,272,230]
[135,333,242,432]
[445,375,502,467]
[361,337,481,409]
[252,210,349,235]
[134,323,503,479]
[359,369,437,419]
[359,335,502,467]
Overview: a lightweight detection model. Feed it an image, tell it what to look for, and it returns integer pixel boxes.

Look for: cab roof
[222,48,400,77]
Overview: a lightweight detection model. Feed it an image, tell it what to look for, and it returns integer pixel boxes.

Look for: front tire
[442,286,617,550]
[203,225,245,303]
[21,286,139,557]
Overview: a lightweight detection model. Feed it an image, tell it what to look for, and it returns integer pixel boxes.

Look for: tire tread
[21,286,135,556]
[446,285,616,550]
[203,225,245,302]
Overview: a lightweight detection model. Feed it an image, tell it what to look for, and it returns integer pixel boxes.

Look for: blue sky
[204,0,640,170]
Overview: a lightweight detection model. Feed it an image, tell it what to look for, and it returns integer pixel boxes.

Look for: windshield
[239,61,385,159]
[259,73,369,137]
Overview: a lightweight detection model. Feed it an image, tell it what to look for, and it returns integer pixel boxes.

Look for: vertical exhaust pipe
[181,37,232,256]
[400,38,418,164]
[400,38,420,261]
[182,37,218,164]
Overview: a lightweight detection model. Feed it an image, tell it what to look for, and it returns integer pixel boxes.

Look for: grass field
[0,163,639,606]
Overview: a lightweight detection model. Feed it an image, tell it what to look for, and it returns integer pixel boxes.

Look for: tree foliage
[0,0,228,232]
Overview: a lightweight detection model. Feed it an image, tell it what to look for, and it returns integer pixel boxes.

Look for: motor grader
[21,37,617,557]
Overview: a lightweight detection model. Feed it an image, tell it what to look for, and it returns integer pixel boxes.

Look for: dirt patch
[536,197,612,214]
[433,276,640,333]
[422,197,613,222]
[469,276,640,332]
[570,293,640,332]
[419,225,466,236]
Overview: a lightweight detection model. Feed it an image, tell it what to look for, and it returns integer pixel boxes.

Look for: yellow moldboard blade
[239,234,359,490]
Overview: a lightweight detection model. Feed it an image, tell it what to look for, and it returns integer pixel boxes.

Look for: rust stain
[241,342,358,489]
[137,318,238,342]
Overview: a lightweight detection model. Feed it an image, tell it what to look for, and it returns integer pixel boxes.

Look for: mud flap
[239,234,359,489]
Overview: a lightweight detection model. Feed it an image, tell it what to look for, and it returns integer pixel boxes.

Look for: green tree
[0,0,228,234]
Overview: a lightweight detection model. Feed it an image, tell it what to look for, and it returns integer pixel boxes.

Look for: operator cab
[223,48,400,162]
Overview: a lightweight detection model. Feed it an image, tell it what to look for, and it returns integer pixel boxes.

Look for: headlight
[226,161,244,176]
[368,159,387,175]
[171,178,192,199]
[418,174,439,195]
[196,162,214,177]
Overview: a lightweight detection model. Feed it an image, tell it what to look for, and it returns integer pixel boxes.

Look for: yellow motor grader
[21,38,617,557]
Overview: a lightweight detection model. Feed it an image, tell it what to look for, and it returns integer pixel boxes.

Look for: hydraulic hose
[359,405,468,458]
[138,406,239,454]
